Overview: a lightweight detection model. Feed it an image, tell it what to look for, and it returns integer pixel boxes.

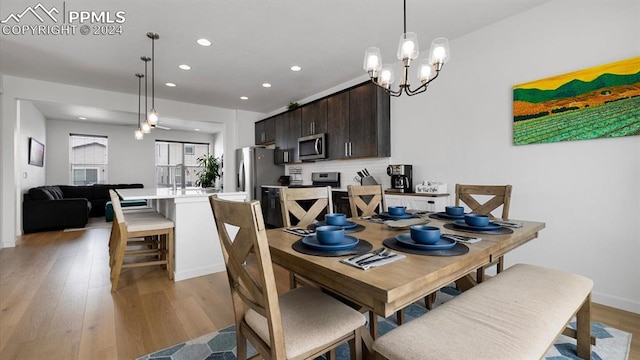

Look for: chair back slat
[455,184,512,220]
[208,195,286,358]
[109,190,126,225]
[348,185,385,218]
[280,186,333,228]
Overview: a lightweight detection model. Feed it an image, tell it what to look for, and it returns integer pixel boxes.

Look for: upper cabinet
[300,98,328,136]
[256,81,390,161]
[274,109,301,164]
[255,117,275,145]
[329,82,390,159]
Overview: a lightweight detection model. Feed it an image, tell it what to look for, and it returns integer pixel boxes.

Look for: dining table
[266,215,546,339]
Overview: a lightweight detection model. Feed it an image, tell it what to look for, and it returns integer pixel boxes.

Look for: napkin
[283,227,315,236]
[384,218,429,229]
[340,251,405,270]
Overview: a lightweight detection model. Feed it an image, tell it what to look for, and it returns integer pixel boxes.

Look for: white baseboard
[592,290,640,314]
[173,263,226,281]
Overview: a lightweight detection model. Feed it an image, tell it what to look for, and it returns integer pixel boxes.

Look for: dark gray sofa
[23,183,143,233]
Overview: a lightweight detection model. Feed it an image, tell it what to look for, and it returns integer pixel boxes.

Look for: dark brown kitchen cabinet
[255,118,275,145]
[328,82,390,159]
[300,98,328,136]
[274,109,301,164]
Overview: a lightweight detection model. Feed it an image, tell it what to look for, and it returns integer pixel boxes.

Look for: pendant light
[147,32,160,127]
[363,0,450,97]
[141,56,152,134]
[134,73,144,140]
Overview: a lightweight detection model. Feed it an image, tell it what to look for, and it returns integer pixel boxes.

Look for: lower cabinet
[385,194,450,213]
[332,190,352,217]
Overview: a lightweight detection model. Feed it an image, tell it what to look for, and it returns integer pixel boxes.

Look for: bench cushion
[373,263,593,360]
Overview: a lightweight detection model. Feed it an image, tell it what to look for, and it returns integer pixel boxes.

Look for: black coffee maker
[387,165,413,193]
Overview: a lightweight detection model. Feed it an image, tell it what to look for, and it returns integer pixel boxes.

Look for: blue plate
[379,212,414,220]
[315,220,358,229]
[395,233,456,250]
[452,220,502,231]
[302,234,359,251]
[435,212,465,220]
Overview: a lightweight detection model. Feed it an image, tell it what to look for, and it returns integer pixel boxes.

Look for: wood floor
[1,227,638,359]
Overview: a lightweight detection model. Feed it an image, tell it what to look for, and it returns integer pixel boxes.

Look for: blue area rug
[137,287,631,360]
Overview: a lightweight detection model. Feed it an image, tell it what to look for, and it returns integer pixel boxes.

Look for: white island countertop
[117,187,247,200]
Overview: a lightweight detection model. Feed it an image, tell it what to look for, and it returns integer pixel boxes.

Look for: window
[155,141,210,189]
[69,134,108,185]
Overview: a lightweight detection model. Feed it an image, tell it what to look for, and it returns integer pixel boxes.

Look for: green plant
[287,101,300,110]
[195,153,221,188]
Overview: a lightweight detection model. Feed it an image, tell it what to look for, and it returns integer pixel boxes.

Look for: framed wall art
[513,57,640,145]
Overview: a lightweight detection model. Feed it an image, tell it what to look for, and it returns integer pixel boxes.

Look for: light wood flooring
[1,227,638,359]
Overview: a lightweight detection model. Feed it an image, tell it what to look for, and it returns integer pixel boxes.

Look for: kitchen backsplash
[286,158,392,190]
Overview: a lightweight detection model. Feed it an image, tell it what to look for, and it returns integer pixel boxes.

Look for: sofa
[22,183,143,233]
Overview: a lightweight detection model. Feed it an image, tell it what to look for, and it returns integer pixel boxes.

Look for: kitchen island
[116,188,248,281]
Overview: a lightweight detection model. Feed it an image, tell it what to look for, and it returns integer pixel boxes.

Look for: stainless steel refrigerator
[236,147,283,200]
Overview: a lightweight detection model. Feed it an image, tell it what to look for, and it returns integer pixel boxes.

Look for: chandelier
[147,32,160,127]
[134,73,144,140]
[363,0,450,97]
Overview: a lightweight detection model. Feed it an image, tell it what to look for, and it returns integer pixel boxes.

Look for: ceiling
[1,0,550,131]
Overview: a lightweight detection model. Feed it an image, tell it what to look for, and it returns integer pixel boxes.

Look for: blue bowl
[410,225,441,244]
[445,206,464,216]
[464,214,490,227]
[388,206,407,216]
[316,226,345,245]
[325,213,347,226]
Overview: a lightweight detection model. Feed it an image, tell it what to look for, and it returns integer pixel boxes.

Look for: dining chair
[109,190,174,292]
[208,195,366,360]
[347,184,385,218]
[279,186,334,228]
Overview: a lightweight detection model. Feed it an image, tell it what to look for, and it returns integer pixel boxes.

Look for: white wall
[18,101,47,193]
[391,0,639,312]
[45,118,218,186]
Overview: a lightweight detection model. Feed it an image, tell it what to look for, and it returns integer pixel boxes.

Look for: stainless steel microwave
[298,133,326,161]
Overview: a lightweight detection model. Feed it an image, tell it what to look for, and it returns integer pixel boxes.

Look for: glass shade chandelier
[134,73,144,140]
[147,32,160,127]
[363,0,450,97]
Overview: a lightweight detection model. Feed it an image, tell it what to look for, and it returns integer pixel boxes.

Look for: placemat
[443,223,514,235]
[292,239,373,257]
[428,213,462,221]
[307,223,366,234]
[382,238,469,256]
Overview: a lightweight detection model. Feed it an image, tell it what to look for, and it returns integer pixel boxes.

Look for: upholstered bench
[105,199,148,221]
[373,263,594,360]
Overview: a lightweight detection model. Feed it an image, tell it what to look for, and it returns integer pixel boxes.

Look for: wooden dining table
[266,216,546,339]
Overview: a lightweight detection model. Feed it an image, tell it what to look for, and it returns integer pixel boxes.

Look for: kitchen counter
[117,188,248,281]
[384,191,450,197]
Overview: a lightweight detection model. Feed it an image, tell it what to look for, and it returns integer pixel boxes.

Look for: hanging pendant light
[147,32,160,127]
[134,73,144,140]
[363,0,450,97]
[141,56,152,134]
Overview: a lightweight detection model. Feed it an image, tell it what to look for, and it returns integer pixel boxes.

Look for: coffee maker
[387,165,413,193]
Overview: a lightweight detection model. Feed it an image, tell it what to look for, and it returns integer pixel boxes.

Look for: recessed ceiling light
[165,82,177,87]
[290,65,301,71]
[194,128,200,131]
[179,64,191,70]
[262,83,272,88]
[240,96,248,100]
[78,116,87,120]
[197,38,211,46]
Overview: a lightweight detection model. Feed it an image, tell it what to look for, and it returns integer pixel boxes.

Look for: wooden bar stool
[109,190,174,292]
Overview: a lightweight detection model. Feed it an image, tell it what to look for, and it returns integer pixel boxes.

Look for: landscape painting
[513,57,640,145]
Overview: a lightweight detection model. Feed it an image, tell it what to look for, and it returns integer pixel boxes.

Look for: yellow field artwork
[512,57,640,145]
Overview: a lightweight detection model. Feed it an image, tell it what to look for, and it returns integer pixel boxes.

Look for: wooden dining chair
[456,184,512,283]
[279,186,333,228]
[347,184,385,218]
[208,195,366,360]
[109,190,174,292]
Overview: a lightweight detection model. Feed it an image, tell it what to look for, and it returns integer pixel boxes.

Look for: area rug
[137,287,632,360]
[63,217,111,232]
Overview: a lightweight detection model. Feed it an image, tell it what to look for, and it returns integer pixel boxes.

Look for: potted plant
[195,153,221,188]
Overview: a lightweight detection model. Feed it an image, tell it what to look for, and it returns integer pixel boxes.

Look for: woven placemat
[382,238,469,256]
[428,213,463,221]
[292,239,373,257]
[443,223,514,235]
